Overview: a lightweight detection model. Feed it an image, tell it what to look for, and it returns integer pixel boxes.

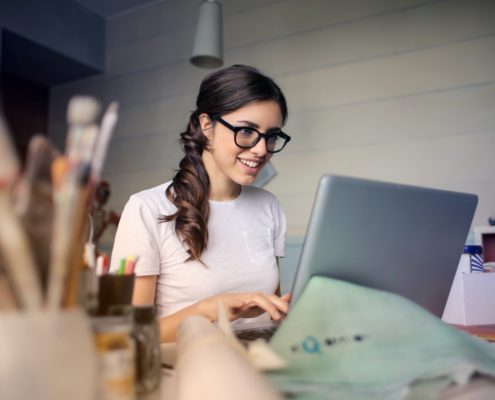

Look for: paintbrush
[0,116,43,310]
[15,135,59,293]
[47,96,101,309]
[91,102,119,182]
[65,102,119,309]
[0,256,18,310]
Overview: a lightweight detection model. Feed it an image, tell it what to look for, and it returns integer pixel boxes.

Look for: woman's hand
[198,292,291,322]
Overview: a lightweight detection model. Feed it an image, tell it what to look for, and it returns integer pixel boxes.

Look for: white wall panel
[48,0,495,249]
[113,94,194,139]
[283,83,495,154]
[227,0,495,78]
[224,0,431,50]
[271,130,495,192]
[103,129,182,175]
[106,0,280,47]
[280,35,495,112]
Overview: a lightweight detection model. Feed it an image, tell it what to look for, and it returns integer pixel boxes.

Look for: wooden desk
[452,324,495,342]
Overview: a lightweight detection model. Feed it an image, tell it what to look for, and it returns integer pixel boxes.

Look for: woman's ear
[198,113,213,138]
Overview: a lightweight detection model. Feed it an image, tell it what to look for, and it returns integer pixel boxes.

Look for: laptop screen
[290,175,477,317]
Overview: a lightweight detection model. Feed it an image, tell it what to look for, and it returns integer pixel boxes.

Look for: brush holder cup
[0,309,97,400]
[97,273,135,316]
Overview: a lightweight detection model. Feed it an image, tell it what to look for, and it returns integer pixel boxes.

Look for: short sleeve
[273,199,287,258]
[110,195,161,276]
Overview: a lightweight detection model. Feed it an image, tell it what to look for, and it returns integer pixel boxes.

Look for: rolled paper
[176,315,283,400]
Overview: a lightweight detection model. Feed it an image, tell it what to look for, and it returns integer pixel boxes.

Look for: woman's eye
[266,135,278,144]
[239,128,255,137]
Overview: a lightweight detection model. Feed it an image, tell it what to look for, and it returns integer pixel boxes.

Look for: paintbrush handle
[0,194,43,310]
[63,186,92,308]
[92,102,118,181]
[0,270,18,310]
[47,185,77,309]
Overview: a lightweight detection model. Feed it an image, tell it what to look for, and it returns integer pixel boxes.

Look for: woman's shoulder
[242,185,280,205]
[127,180,176,213]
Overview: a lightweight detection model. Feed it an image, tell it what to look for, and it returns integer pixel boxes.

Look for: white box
[443,254,495,325]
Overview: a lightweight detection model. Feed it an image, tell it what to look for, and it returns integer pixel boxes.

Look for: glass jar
[92,315,136,400]
[132,305,161,394]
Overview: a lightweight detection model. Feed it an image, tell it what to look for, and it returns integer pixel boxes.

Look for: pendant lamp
[190,0,223,68]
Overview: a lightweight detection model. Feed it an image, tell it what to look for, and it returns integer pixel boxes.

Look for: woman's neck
[202,149,241,201]
[208,179,241,201]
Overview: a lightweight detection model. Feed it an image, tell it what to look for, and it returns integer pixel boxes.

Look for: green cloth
[268,277,495,399]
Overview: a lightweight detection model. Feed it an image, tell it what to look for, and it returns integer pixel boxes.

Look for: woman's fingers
[242,292,291,320]
[281,292,291,302]
[247,294,282,320]
[215,292,291,321]
[266,294,290,314]
[220,297,246,319]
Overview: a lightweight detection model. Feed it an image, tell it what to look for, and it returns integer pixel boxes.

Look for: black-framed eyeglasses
[211,115,291,153]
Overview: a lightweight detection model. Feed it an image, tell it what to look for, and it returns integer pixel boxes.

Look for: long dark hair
[161,65,288,262]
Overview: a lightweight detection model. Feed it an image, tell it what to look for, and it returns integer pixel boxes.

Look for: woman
[111,65,292,342]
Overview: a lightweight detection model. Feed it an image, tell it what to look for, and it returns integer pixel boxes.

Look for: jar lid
[463,245,483,255]
[133,305,157,324]
[92,315,133,333]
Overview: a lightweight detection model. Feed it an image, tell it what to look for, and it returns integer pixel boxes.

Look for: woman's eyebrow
[236,120,260,128]
[236,120,282,131]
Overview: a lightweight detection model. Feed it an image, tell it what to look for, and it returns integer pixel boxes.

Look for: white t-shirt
[110,181,287,318]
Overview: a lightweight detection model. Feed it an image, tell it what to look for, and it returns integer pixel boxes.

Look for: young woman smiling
[110,65,292,342]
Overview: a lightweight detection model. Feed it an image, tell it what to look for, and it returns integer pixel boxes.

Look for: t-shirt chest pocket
[243,228,275,265]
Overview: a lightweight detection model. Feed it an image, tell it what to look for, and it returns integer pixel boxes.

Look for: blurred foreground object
[176,315,283,400]
[0,96,119,310]
[0,309,96,400]
[15,135,60,292]
[0,117,43,310]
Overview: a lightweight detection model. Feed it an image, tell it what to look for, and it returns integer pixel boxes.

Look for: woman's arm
[155,292,290,342]
[133,276,199,342]
[133,275,291,343]
[132,275,158,304]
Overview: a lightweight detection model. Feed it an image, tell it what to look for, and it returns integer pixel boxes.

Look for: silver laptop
[235,174,478,340]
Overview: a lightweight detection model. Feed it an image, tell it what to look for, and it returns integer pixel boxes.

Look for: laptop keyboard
[235,325,278,342]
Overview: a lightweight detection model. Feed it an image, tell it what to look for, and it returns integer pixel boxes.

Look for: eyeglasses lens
[235,128,286,153]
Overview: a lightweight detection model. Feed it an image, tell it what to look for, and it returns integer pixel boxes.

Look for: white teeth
[239,159,261,168]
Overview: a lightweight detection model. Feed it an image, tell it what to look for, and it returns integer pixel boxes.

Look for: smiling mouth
[238,158,262,168]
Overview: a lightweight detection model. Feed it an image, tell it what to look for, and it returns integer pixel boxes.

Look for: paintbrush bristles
[106,101,118,115]
[67,96,101,125]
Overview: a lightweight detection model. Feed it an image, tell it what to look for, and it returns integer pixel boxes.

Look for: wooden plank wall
[49,0,495,245]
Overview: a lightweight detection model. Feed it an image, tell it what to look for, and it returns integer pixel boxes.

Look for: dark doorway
[0,72,49,162]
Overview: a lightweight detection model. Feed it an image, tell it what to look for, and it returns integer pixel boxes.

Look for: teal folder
[268,276,495,399]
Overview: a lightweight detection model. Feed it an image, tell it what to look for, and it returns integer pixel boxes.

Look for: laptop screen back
[290,175,478,316]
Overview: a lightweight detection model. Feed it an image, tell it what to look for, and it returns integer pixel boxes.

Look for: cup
[0,309,97,400]
[463,245,484,273]
[97,274,135,315]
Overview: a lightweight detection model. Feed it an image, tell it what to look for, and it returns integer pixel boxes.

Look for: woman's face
[201,100,283,188]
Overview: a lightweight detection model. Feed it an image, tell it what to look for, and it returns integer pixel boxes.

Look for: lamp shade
[190,0,223,68]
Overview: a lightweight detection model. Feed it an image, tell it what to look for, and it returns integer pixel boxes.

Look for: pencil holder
[97,273,135,315]
[0,309,96,400]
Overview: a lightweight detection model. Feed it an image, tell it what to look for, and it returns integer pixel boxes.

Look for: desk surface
[453,324,495,342]
[144,371,495,400]
[154,342,495,400]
